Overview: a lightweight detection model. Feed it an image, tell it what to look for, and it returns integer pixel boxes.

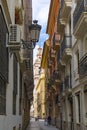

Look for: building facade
[33,47,43,119]
[0,0,33,130]
[57,0,87,130]
[41,0,87,130]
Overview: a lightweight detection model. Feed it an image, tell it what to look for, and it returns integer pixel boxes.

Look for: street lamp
[29,20,41,43]
[22,20,41,49]
[8,20,41,50]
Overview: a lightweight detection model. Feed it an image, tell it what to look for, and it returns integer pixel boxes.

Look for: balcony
[57,50,66,70]
[53,33,60,51]
[52,70,61,84]
[64,75,72,95]
[61,35,72,62]
[60,0,72,21]
[79,53,87,79]
[57,9,65,34]
[48,59,52,68]
[73,0,87,38]
[50,49,56,61]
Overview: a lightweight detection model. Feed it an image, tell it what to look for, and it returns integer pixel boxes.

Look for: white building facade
[57,0,87,130]
[0,0,24,130]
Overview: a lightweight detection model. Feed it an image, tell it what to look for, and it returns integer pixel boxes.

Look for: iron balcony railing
[61,35,72,56]
[73,0,87,28]
[79,53,87,78]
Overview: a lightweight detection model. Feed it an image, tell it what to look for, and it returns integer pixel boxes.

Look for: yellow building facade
[45,0,60,126]
[36,71,46,119]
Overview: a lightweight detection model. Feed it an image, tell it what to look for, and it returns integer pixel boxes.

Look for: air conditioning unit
[8,24,21,51]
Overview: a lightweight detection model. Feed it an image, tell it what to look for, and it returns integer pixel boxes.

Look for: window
[74,49,79,79]
[19,70,22,115]
[0,6,8,115]
[19,124,21,130]
[84,88,87,119]
[13,92,16,115]
[13,126,16,130]
[13,54,18,115]
[75,50,79,70]
[75,93,81,123]
[0,77,6,115]
[0,7,9,82]
[13,54,18,94]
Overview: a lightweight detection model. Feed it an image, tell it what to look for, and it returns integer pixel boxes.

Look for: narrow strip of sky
[32,0,50,47]
[32,0,50,63]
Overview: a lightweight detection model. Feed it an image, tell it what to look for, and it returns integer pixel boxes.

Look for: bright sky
[32,0,51,63]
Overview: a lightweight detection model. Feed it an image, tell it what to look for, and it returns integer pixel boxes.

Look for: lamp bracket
[21,39,35,49]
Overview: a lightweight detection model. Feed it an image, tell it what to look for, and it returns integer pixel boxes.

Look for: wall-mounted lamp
[22,20,41,49]
[7,20,41,51]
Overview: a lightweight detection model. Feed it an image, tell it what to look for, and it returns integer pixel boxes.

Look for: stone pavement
[38,120,60,130]
[26,121,40,130]
[26,120,60,130]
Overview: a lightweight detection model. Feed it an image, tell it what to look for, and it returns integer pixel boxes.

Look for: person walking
[47,115,51,125]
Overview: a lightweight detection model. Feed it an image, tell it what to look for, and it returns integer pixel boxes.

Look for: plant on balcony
[15,7,23,25]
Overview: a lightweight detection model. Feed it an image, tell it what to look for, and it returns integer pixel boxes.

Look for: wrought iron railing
[61,35,72,56]
[73,0,87,28]
[79,53,87,78]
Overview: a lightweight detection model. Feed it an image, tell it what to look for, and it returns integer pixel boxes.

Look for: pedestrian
[44,118,48,126]
[47,115,51,125]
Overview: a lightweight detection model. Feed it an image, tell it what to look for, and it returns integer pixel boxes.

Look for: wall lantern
[8,20,41,50]
[22,20,41,49]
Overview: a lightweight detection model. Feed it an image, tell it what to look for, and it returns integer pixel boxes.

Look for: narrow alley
[0,0,87,130]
